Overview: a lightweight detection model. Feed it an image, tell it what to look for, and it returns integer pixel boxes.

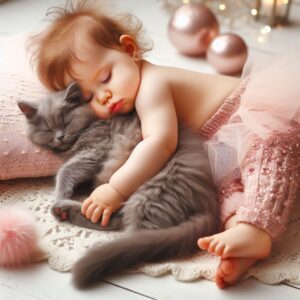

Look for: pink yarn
[0,206,39,267]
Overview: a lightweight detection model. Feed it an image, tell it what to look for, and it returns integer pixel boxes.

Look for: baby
[31,2,300,288]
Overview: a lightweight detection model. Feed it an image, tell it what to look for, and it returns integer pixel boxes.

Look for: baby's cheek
[89,100,109,119]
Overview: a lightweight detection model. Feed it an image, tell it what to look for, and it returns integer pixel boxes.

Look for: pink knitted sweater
[199,80,300,240]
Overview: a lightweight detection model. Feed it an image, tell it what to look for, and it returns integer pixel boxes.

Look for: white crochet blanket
[0,177,299,286]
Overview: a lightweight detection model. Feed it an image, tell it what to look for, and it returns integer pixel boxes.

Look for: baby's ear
[64,82,83,105]
[119,35,139,59]
[17,101,37,119]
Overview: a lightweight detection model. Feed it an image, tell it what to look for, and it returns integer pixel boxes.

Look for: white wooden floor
[1,0,300,299]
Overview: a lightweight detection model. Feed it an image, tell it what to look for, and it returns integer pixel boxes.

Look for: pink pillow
[0,34,62,180]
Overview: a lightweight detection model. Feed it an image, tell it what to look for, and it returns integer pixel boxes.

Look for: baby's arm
[82,76,178,227]
[109,77,178,198]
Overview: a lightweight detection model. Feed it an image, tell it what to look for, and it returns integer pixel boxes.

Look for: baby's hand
[81,183,126,227]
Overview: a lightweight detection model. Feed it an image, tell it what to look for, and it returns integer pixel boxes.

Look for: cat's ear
[17,102,37,119]
[64,82,82,105]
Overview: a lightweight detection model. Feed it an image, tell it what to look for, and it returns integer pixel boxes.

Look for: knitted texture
[0,177,299,285]
[199,79,300,240]
[0,35,62,180]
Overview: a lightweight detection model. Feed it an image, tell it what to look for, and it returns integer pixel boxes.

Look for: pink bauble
[168,4,219,56]
[207,33,248,74]
[0,207,39,267]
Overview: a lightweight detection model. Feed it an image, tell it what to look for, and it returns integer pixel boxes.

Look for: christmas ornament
[160,0,255,29]
[168,3,219,56]
[161,0,274,45]
[206,33,248,74]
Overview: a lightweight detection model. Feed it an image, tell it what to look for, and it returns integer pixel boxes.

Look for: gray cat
[18,82,219,289]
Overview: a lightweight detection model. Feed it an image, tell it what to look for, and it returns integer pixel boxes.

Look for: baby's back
[142,61,240,131]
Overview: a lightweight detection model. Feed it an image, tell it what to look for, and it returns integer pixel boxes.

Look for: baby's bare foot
[215,257,257,289]
[198,223,272,259]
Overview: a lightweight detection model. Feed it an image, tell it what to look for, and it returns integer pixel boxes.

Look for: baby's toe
[197,237,213,250]
[222,245,234,259]
[208,239,219,254]
[215,243,226,257]
[216,277,226,289]
[215,265,227,289]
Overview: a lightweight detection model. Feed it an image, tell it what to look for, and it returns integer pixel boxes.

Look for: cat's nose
[56,132,65,141]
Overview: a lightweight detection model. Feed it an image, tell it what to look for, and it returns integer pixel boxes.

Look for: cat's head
[18,82,97,152]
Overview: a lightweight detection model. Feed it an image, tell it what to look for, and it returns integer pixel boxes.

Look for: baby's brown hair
[30,1,151,91]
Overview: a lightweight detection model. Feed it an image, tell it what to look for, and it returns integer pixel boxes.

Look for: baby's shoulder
[138,61,171,94]
[140,60,199,86]
[135,62,175,111]
[140,61,168,83]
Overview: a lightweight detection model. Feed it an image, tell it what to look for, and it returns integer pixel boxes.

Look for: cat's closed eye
[63,120,72,128]
[43,129,53,133]
[40,121,53,133]
[61,114,72,128]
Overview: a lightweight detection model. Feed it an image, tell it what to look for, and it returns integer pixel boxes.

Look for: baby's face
[66,39,141,119]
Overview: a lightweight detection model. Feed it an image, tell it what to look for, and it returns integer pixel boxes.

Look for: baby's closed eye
[100,69,112,84]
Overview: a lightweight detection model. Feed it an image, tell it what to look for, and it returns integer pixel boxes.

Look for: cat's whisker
[45,144,55,151]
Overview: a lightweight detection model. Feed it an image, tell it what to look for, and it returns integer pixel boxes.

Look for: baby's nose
[96,90,112,105]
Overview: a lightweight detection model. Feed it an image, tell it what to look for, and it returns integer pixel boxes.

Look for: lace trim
[0,178,300,285]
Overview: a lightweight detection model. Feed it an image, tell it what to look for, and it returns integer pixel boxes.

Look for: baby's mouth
[109,100,124,114]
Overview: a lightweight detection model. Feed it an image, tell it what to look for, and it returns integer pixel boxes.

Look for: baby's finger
[86,203,98,219]
[101,208,112,227]
[81,197,93,215]
[91,206,104,224]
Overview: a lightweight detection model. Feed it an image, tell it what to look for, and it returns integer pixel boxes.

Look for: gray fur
[18,82,219,289]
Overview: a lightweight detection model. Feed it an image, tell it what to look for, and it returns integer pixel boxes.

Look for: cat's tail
[72,213,218,289]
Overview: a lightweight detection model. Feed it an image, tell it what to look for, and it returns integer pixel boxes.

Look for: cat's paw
[51,199,81,222]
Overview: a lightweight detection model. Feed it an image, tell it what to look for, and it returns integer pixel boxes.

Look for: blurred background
[1,0,300,76]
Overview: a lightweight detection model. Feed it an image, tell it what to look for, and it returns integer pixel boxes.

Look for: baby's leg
[198,187,272,259]
[199,128,300,259]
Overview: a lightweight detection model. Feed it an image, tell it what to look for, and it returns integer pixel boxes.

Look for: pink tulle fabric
[204,48,300,185]
[240,49,300,137]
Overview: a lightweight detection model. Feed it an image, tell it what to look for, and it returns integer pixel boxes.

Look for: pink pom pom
[0,206,39,267]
